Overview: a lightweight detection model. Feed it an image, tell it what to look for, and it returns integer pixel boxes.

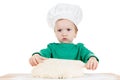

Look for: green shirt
[34,43,99,63]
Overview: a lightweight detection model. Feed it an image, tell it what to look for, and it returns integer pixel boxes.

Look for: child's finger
[93,61,98,70]
[32,57,39,66]
[89,61,94,70]
[29,57,37,66]
[85,62,90,69]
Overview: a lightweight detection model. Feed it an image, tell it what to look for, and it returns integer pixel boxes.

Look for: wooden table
[0,73,120,80]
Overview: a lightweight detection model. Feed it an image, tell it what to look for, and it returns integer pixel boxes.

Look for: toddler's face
[54,19,77,43]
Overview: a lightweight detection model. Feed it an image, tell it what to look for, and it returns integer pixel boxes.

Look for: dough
[32,58,85,79]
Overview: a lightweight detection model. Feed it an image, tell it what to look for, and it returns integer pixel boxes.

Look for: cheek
[55,33,61,38]
[73,33,77,38]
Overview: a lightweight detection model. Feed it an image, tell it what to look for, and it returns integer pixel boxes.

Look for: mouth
[62,38,67,41]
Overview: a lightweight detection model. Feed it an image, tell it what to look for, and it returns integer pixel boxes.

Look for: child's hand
[85,57,98,70]
[29,54,47,66]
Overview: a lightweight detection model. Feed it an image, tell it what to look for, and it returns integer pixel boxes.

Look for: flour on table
[32,58,85,79]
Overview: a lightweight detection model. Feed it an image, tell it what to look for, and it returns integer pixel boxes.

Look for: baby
[29,3,99,78]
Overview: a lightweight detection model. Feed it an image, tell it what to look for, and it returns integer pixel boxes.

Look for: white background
[0,0,120,76]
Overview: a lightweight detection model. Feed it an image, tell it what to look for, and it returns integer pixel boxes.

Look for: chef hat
[47,3,82,29]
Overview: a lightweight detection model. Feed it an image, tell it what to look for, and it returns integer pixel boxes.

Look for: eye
[57,29,62,32]
[67,28,71,31]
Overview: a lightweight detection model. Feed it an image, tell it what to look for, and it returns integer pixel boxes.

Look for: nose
[62,30,67,36]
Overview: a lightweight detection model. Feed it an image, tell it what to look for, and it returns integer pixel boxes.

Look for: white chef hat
[47,3,83,29]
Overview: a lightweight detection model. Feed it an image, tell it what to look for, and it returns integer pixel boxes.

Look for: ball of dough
[32,58,85,79]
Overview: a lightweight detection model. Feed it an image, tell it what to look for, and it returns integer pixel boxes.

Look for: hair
[54,19,78,33]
